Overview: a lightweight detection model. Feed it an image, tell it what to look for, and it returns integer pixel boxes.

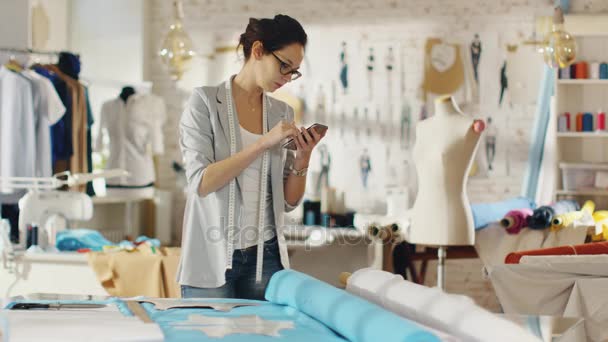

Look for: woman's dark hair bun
[238,14,307,60]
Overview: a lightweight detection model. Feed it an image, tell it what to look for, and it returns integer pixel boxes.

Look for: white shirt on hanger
[95,93,166,187]
[24,70,66,178]
[0,66,36,196]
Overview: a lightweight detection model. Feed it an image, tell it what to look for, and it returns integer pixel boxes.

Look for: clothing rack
[0,47,61,56]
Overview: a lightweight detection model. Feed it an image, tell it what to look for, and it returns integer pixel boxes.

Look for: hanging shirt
[0,66,36,194]
[96,93,166,187]
[23,70,66,178]
[234,126,275,250]
[34,66,73,165]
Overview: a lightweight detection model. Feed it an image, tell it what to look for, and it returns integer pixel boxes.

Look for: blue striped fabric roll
[265,270,440,342]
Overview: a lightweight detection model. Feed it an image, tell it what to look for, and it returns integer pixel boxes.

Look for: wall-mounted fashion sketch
[316,144,331,194]
[315,84,326,123]
[386,46,395,102]
[339,41,349,95]
[499,61,508,107]
[400,46,406,96]
[485,116,497,171]
[376,107,383,137]
[367,47,375,100]
[340,110,346,138]
[401,100,412,148]
[360,148,372,189]
[364,107,371,138]
[470,34,482,83]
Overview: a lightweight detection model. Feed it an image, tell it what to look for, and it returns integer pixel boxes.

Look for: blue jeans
[181,237,283,300]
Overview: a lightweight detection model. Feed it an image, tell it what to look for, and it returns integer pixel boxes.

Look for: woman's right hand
[260,120,299,149]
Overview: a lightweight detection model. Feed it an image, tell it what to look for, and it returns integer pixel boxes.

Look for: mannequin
[410,95,484,246]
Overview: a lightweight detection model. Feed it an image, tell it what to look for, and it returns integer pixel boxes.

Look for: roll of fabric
[470,197,535,230]
[345,268,539,342]
[265,270,440,342]
[505,241,608,264]
[501,208,534,235]
[551,200,595,231]
[597,111,606,131]
[558,114,568,132]
[527,200,580,230]
[559,67,571,79]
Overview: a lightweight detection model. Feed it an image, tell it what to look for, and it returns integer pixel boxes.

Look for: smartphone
[282,123,328,150]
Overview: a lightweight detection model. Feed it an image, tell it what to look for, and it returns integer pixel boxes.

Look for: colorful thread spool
[559,67,571,79]
[575,62,589,79]
[583,112,594,131]
[600,63,608,80]
[551,200,595,231]
[565,112,571,130]
[597,111,606,131]
[590,62,601,79]
[501,208,534,234]
[558,114,568,132]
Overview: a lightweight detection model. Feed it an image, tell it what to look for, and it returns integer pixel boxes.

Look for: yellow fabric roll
[592,211,608,241]
[551,200,595,231]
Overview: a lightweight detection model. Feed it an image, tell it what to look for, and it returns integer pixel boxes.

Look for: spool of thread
[527,200,580,230]
[575,62,589,79]
[583,112,594,131]
[551,200,595,231]
[559,67,571,79]
[500,208,534,234]
[597,111,606,131]
[600,63,608,79]
[590,62,601,79]
[576,112,584,132]
[570,64,576,79]
[558,114,568,132]
[565,112,571,130]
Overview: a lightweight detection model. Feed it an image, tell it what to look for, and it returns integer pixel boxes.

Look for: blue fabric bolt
[265,270,440,342]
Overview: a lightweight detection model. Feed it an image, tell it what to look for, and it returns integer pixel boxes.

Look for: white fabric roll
[346,268,539,342]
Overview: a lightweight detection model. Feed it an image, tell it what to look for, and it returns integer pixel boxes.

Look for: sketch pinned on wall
[386,46,395,107]
[499,61,509,107]
[316,144,332,194]
[367,47,375,100]
[364,107,371,138]
[340,110,346,138]
[360,148,372,189]
[400,46,406,96]
[315,84,326,123]
[401,100,412,148]
[339,41,349,95]
[485,116,498,171]
[376,107,383,137]
[471,33,482,83]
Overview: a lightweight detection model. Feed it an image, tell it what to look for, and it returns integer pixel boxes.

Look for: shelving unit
[554,16,608,207]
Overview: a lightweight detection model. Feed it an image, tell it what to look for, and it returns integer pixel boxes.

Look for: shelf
[557,132,608,138]
[557,79,608,85]
[556,189,608,197]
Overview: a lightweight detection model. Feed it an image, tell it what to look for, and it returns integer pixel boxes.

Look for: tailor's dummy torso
[410,95,484,246]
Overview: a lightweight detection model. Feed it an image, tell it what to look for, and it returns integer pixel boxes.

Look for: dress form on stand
[410,95,484,289]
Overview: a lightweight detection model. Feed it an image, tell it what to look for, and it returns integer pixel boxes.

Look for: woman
[177,15,325,300]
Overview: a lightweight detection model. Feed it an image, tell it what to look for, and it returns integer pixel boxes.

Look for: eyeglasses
[271,52,302,81]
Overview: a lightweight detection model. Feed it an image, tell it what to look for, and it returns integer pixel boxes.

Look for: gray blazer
[176,79,301,288]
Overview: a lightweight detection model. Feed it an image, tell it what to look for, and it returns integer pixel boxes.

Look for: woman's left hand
[294,126,325,161]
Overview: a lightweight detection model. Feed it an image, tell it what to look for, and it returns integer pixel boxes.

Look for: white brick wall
[145,0,607,311]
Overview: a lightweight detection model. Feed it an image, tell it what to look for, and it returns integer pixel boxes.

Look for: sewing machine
[0,169,127,252]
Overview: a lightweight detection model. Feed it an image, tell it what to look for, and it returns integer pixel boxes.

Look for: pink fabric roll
[501,208,534,234]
